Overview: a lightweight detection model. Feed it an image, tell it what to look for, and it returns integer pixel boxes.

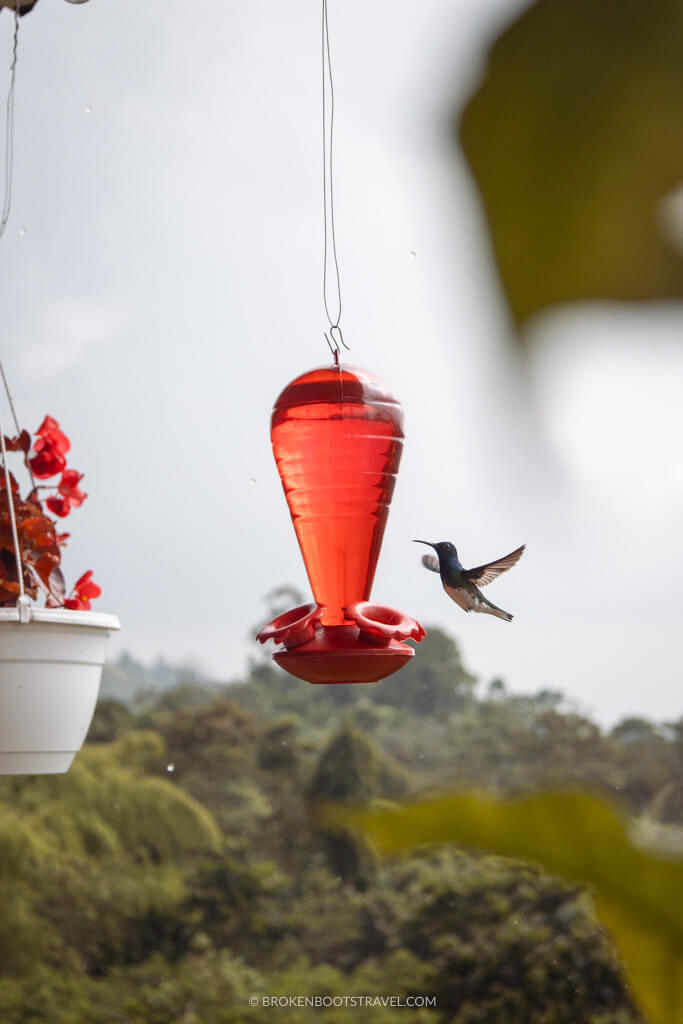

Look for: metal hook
[329,324,349,352]
[325,326,350,366]
[324,332,339,364]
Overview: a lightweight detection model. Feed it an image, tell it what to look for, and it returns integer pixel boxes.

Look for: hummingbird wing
[464,544,525,587]
[421,554,440,574]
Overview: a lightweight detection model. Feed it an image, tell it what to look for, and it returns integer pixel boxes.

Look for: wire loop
[321,0,349,357]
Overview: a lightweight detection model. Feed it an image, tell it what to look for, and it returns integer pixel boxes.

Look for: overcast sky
[2,0,682,726]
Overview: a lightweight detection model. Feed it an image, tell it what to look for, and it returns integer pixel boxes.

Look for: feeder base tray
[273,627,415,685]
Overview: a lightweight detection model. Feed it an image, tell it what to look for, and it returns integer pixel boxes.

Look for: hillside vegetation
[1,625,680,1022]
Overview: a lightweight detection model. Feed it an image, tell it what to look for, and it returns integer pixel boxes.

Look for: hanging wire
[0,2,19,241]
[0,358,23,438]
[0,8,30,621]
[0,358,31,620]
[0,358,34,490]
[321,0,349,357]
[0,412,24,603]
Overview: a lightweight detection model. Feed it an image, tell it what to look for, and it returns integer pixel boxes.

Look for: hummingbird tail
[480,595,513,621]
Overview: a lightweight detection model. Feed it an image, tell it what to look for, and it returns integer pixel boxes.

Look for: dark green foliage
[371,627,476,716]
[87,697,135,742]
[307,724,405,887]
[257,715,306,774]
[308,723,405,805]
[399,853,629,1024]
[184,852,288,959]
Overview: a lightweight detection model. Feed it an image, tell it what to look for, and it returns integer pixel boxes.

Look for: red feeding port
[257,363,424,684]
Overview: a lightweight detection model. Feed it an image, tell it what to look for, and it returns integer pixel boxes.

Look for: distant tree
[371,627,476,716]
[184,851,287,960]
[86,699,135,743]
[611,718,661,745]
[650,781,683,826]
[156,697,258,778]
[257,716,304,774]
[151,697,260,824]
[488,677,507,699]
[146,682,221,715]
[308,724,406,887]
[308,723,405,805]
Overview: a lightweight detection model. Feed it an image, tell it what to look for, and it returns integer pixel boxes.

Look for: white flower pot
[0,607,120,775]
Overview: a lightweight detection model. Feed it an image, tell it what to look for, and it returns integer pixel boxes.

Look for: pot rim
[0,607,120,631]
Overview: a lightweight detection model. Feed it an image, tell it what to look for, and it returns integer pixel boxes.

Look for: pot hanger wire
[321,0,349,363]
[0,7,31,621]
[0,360,30,622]
[0,2,19,241]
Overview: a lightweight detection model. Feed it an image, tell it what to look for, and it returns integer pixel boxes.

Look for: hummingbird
[414,539,525,622]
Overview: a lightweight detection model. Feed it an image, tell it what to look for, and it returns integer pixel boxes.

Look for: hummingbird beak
[413,539,436,548]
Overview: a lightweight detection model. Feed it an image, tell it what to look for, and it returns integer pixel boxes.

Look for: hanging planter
[0,606,118,774]
[0,404,119,774]
[0,2,119,772]
[257,362,424,684]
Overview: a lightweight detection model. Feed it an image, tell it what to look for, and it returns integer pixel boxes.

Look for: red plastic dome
[271,364,404,624]
[258,362,424,684]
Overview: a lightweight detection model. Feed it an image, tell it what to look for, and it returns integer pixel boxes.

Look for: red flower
[28,416,71,480]
[58,469,87,508]
[46,495,71,518]
[29,447,66,479]
[0,413,100,613]
[36,416,70,455]
[64,570,101,610]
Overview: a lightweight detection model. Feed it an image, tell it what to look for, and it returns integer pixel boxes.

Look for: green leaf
[320,790,683,1024]
[459,0,683,330]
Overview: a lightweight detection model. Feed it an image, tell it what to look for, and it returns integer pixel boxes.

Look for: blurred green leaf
[459,0,683,330]
[321,790,683,1024]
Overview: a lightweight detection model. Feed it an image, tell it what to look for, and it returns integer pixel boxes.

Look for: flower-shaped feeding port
[257,363,425,684]
[256,602,326,650]
[345,601,425,647]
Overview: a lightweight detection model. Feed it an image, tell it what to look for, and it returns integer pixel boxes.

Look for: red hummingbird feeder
[257,362,425,684]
